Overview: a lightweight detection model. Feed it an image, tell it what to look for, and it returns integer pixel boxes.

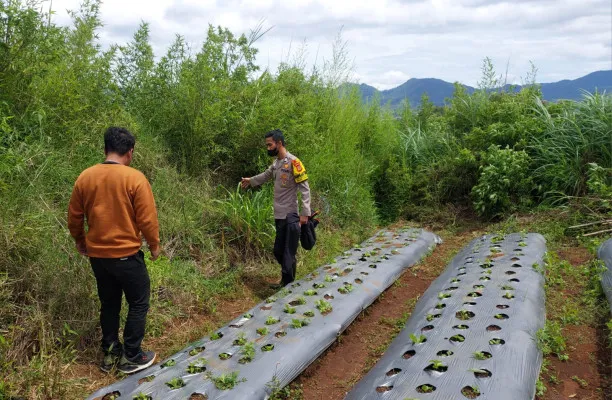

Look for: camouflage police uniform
[249,152,311,285]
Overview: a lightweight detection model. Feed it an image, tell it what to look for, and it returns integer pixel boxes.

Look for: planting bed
[597,238,612,310]
[345,233,547,400]
[88,227,441,400]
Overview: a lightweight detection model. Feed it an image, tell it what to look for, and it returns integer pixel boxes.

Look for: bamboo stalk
[583,228,612,237]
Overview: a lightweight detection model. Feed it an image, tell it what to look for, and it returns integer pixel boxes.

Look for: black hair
[104,127,135,156]
[265,129,285,146]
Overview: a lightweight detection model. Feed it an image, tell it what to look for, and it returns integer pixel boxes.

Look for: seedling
[233,333,247,346]
[209,371,246,390]
[410,333,427,344]
[451,278,461,283]
[338,286,349,294]
[503,292,514,299]
[265,316,279,325]
[417,384,435,393]
[438,292,451,300]
[138,375,155,384]
[278,288,291,297]
[265,296,277,304]
[189,346,205,356]
[461,385,481,397]
[239,342,255,364]
[426,313,435,322]
[313,283,326,289]
[315,299,333,314]
[473,351,491,360]
[210,332,223,340]
[290,318,310,329]
[324,275,335,282]
[219,352,232,360]
[103,392,120,400]
[283,304,296,314]
[494,314,508,320]
[344,283,354,292]
[450,334,465,342]
[456,310,474,320]
[243,313,253,319]
[161,359,176,368]
[132,394,152,400]
[261,344,274,352]
[304,289,317,296]
[501,285,514,290]
[166,377,186,389]
[428,359,447,371]
[186,358,207,374]
[518,241,527,247]
[303,310,315,317]
[435,302,446,309]
[256,327,268,336]
[489,338,504,345]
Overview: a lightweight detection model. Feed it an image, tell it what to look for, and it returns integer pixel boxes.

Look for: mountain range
[353,70,612,108]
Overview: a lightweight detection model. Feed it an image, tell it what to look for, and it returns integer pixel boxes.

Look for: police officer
[241,129,311,289]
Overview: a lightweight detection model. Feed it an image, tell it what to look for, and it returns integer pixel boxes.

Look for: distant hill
[352,70,612,108]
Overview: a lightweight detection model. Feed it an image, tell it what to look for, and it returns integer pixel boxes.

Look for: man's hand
[240,177,251,189]
[300,216,309,225]
[151,247,160,261]
[76,241,88,256]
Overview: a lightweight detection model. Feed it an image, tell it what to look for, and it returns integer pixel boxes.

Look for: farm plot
[345,233,547,400]
[88,227,441,400]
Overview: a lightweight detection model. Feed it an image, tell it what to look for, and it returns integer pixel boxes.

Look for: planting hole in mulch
[262,344,275,352]
[511,263,522,268]
[494,313,509,320]
[376,385,393,393]
[189,394,208,400]
[421,325,434,332]
[513,248,522,252]
[496,304,510,309]
[355,278,363,284]
[416,384,437,393]
[189,346,205,356]
[435,303,446,309]
[473,368,492,378]
[323,266,332,270]
[473,284,485,289]
[479,276,491,281]
[509,278,520,282]
[102,392,121,400]
[475,351,492,359]
[458,272,467,276]
[450,334,465,343]
[289,300,302,306]
[424,363,448,373]
[505,271,516,275]
[368,264,377,269]
[489,338,505,345]
[454,324,469,330]
[456,310,475,320]
[437,350,454,357]
[403,350,416,359]
[324,294,334,300]
[467,292,482,298]
[386,368,402,377]
[463,301,477,306]
[445,286,459,291]
[342,268,353,276]
[219,352,232,360]
[275,331,287,338]
[461,386,481,398]
[261,305,272,310]
[138,375,155,384]
[486,325,502,331]
[511,257,520,261]
[360,271,369,275]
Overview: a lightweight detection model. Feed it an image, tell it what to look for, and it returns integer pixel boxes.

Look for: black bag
[300,211,319,250]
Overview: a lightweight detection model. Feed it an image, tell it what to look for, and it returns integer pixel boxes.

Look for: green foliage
[472,145,533,217]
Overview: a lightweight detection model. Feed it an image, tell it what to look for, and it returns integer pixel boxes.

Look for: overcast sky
[48,0,612,90]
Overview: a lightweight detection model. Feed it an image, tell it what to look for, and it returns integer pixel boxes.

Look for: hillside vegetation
[0,1,610,398]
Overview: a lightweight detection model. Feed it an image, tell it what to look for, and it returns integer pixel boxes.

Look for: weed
[571,376,588,388]
[536,321,567,360]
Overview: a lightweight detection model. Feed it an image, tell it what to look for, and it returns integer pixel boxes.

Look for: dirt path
[293,228,482,400]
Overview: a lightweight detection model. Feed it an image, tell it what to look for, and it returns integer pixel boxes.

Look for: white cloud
[46,0,612,89]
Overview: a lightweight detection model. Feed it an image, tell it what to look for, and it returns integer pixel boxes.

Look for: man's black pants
[274,213,300,285]
[90,250,150,358]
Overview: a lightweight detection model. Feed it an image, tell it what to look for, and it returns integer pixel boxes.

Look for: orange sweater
[68,163,160,258]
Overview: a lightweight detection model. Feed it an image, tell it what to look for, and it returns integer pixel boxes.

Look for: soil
[293,229,481,400]
[539,246,611,400]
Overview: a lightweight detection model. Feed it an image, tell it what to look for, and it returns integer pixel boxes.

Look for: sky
[47,0,612,90]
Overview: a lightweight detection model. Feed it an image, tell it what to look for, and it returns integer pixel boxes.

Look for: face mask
[267,147,279,157]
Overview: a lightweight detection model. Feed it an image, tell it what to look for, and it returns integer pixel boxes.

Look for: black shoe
[118,350,156,374]
[100,352,121,373]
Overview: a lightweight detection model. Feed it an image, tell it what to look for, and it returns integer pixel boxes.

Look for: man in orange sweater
[68,127,159,374]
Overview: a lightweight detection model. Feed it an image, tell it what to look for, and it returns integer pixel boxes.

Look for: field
[0,2,610,399]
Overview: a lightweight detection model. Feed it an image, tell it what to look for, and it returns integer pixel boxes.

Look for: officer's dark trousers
[90,250,150,358]
[274,213,300,285]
